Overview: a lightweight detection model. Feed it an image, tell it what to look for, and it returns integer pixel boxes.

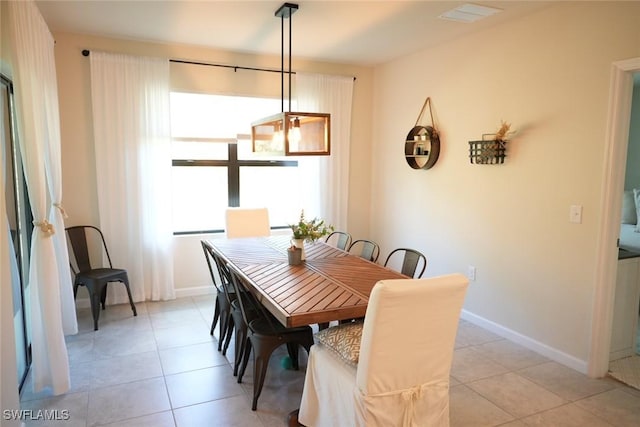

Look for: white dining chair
[225,207,270,238]
[298,274,469,427]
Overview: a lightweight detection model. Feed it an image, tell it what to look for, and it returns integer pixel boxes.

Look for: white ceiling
[35,1,553,66]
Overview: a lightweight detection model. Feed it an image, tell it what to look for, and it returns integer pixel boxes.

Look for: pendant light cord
[279,5,293,113]
[288,9,292,113]
[281,14,284,113]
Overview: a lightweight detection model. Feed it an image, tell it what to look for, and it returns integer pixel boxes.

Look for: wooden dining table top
[206,235,407,327]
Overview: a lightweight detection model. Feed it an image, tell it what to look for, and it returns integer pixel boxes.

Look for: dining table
[206,235,408,328]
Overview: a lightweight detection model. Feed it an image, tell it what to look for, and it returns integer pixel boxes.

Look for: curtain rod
[81,49,356,81]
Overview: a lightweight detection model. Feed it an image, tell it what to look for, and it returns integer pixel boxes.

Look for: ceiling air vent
[439,3,502,23]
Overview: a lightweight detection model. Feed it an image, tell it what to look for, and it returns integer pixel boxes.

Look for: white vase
[292,238,306,260]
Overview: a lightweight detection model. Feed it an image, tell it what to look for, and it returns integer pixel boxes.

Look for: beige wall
[52,32,374,294]
[370,2,640,370]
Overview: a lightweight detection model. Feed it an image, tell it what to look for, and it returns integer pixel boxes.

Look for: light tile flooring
[607,316,640,390]
[19,295,640,426]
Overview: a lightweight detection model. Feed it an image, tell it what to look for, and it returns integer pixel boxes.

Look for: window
[170,92,311,234]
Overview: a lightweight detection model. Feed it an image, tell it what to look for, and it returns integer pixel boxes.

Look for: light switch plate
[468,265,476,281]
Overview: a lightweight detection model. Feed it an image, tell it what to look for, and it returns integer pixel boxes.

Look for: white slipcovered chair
[225,207,270,238]
[298,274,469,427]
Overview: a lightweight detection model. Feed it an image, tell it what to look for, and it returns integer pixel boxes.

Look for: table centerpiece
[289,210,333,261]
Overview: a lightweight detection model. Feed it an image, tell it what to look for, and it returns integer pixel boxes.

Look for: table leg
[287,409,305,427]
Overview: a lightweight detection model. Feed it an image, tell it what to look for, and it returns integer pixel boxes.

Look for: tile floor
[608,316,640,389]
[19,295,640,426]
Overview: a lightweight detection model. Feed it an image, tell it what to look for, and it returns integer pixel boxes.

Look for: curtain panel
[89,52,175,303]
[8,0,75,394]
[295,73,354,231]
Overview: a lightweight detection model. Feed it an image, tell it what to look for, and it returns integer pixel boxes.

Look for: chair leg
[210,298,221,336]
[301,334,314,355]
[217,311,230,351]
[100,286,108,310]
[287,409,305,427]
[250,339,281,410]
[222,316,234,356]
[88,287,102,331]
[252,353,268,410]
[238,337,252,383]
[122,277,137,316]
[286,343,300,370]
[233,324,247,376]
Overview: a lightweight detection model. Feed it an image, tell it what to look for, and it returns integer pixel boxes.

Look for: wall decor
[404,97,440,170]
[469,121,512,165]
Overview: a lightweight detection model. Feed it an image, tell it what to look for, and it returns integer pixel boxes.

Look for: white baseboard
[174,286,214,298]
[461,309,589,374]
[74,286,214,309]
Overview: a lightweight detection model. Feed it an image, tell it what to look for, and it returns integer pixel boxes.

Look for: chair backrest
[225,207,270,238]
[201,240,223,292]
[348,239,380,262]
[356,274,468,398]
[227,266,279,331]
[66,225,113,273]
[202,241,238,303]
[383,248,427,278]
[325,231,352,251]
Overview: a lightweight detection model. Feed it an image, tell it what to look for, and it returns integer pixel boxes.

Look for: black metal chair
[205,246,259,376]
[66,225,137,330]
[324,231,352,251]
[348,239,380,262]
[201,241,235,354]
[229,268,314,410]
[383,248,427,278]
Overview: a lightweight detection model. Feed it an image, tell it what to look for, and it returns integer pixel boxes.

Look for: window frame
[170,92,303,235]
[171,136,298,235]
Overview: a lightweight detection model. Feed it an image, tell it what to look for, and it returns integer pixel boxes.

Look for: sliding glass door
[2,73,32,391]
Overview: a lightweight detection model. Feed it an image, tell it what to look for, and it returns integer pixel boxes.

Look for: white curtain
[8,0,75,394]
[296,73,354,231]
[89,52,175,303]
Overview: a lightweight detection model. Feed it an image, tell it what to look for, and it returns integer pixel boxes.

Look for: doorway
[607,72,640,389]
[591,58,640,380]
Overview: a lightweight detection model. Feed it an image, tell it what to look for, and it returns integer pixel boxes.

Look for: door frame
[590,57,640,377]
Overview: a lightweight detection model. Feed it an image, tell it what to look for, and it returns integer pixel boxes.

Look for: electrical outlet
[468,265,476,281]
[570,205,583,224]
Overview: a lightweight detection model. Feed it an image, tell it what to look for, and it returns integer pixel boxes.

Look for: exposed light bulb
[288,118,301,151]
[271,121,284,151]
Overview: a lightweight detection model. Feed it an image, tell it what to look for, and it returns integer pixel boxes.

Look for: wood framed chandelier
[251,2,331,156]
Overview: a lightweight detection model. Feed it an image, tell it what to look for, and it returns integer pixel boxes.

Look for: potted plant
[289,210,333,260]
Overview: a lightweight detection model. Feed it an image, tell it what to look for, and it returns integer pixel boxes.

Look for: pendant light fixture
[251,2,331,156]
